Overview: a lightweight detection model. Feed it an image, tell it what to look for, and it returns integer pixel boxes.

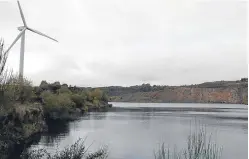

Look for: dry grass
[154,127,222,159]
[21,138,108,159]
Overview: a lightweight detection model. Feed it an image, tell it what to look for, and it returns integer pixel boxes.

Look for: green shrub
[33,86,42,95]
[40,90,53,99]
[42,92,75,111]
[57,85,72,94]
[4,75,33,103]
[20,85,33,102]
[85,89,106,102]
[71,94,85,108]
[39,80,49,90]
[49,81,61,93]
[101,92,108,102]
[86,91,93,101]
[91,88,103,100]
[82,105,88,112]
[93,97,99,107]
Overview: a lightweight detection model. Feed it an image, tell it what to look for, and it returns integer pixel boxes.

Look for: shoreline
[0,103,112,159]
[109,101,248,105]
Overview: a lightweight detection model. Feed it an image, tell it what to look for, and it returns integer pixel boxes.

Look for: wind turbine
[5,0,58,81]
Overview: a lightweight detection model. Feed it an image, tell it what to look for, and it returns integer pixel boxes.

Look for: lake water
[29,103,248,159]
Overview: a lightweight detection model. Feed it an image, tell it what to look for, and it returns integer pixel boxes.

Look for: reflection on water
[40,120,70,147]
[29,103,248,159]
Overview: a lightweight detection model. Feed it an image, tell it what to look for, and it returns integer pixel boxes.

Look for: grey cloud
[0,0,247,87]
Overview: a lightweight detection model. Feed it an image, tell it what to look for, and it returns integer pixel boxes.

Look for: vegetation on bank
[0,75,110,120]
[0,41,110,117]
[21,138,108,159]
[100,79,248,96]
[37,80,109,115]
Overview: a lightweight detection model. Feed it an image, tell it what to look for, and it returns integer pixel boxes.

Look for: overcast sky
[0,0,247,87]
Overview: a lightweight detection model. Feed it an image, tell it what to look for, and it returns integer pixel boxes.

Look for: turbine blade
[17,1,27,26]
[5,29,26,54]
[27,28,58,42]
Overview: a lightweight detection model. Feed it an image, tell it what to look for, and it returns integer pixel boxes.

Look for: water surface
[29,103,248,159]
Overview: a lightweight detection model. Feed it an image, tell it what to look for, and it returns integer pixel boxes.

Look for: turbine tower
[5,1,58,82]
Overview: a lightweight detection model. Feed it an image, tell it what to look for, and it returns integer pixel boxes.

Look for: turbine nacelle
[17,26,25,31]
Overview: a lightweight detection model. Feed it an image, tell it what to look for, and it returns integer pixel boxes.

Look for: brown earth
[108,80,248,104]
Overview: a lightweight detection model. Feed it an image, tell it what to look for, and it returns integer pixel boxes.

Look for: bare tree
[0,39,13,107]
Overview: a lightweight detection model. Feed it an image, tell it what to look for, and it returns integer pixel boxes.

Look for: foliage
[4,74,33,103]
[71,94,85,108]
[0,40,9,79]
[49,81,61,93]
[40,80,49,90]
[57,85,72,95]
[0,39,12,109]
[242,96,248,105]
[41,92,76,111]
[101,92,108,102]
[93,97,99,107]
[91,89,103,100]
[99,84,166,97]
[21,138,108,159]
[154,127,222,159]
[38,81,109,113]
[40,90,53,99]
[86,91,93,102]
[86,146,108,159]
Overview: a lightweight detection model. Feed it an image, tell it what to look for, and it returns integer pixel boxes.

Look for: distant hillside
[99,78,248,104]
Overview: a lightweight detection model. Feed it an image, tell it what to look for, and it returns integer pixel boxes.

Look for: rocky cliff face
[157,86,247,104]
[109,81,248,104]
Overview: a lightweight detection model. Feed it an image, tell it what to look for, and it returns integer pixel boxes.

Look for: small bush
[4,75,33,103]
[21,138,108,159]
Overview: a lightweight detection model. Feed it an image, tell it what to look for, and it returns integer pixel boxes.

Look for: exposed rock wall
[110,85,248,104]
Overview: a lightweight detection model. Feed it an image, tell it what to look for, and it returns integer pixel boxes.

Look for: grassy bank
[0,77,112,158]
